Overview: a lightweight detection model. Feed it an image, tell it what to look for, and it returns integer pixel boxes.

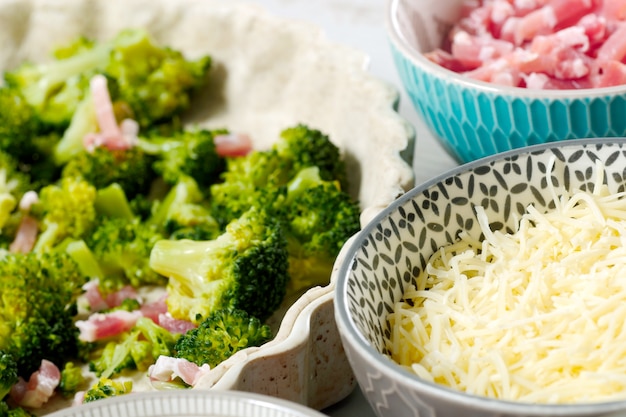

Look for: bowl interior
[340,138,626,373]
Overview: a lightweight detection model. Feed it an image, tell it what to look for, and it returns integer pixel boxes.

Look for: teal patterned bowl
[386,0,626,164]
[334,138,626,417]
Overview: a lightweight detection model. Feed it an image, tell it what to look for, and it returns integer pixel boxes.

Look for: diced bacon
[81,280,110,312]
[514,0,594,45]
[591,60,626,88]
[75,310,142,342]
[577,13,607,49]
[602,0,626,21]
[424,49,470,72]
[596,22,626,62]
[464,56,523,86]
[451,31,514,69]
[139,294,169,322]
[214,133,253,157]
[158,313,197,334]
[83,75,137,153]
[148,356,211,387]
[10,360,60,409]
[9,215,39,254]
[523,72,593,89]
[104,285,140,308]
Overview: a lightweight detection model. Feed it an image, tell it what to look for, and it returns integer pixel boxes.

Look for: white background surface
[243,0,460,415]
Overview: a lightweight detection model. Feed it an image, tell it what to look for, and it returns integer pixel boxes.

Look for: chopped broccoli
[0,351,18,400]
[0,251,88,376]
[61,145,157,199]
[209,124,346,228]
[0,402,34,417]
[30,176,98,252]
[276,124,347,188]
[149,207,290,323]
[138,127,227,188]
[282,167,361,295]
[3,40,108,129]
[88,317,178,378]
[0,151,32,233]
[104,29,211,128]
[174,308,272,368]
[147,175,220,241]
[83,377,132,403]
[0,88,42,162]
[86,217,166,293]
[58,361,87,398]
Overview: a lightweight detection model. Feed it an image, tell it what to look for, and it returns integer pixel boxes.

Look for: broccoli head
[149,207,290,323]
[61,145,157,200]
[30,176,98,251]
[83,377,132,403]
[276,124,347,188]
[138,127,227,188]
[58,361,87,398]
[0,151,32,233]
[283,167,361,295]
[105,29,211,128]
[0,88,42,162]
[0,351,17,400]
[0,251,88,376]
[174,308,272,368]
[148,175,220,241]
[209,124,347,228]
[0,401,34,417]
[86,217,167,293]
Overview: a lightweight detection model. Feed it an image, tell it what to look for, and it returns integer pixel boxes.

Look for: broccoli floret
[83,377,132,403]
[88,317,178,378]
[209,124,346,228]
[0,88,42,163]
[282,167,361,295]
[149,207,290,323]
[138,128,226,188]
[3,39,109,129]
[61,145,157,199]
[148,176,220,240]
[105,29,211,128]
[0,402,34,417]
[58,361,87,398]
[276,124,347,188]
[0,251,88,376]
[30,176,98,252]
[0,351,18,400]
[174,308,272,368]
[86,217,166,293]
[0,151,32,233]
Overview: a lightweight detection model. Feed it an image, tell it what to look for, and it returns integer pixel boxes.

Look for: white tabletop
[242,0,461,415]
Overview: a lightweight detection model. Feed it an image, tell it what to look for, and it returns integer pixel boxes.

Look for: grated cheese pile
[387,165,626,404]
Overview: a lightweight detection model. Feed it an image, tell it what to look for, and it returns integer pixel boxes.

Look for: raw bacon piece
[158,313,197,334]
[514,0,594,45]
[591,60,626,87]
[451,30,514,69]
[139,294,169,323]
[148,356,210,387]
[75,310,142,342]
[9,215,38,254]
[10,360,61,409]
[596,22,626,62]
[214,133,253,157]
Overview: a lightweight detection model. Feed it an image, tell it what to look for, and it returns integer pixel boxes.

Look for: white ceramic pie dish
[0,0,415,412]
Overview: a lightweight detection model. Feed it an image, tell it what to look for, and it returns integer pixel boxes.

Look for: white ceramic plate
[0,0,415,412]
[45,390,328,417]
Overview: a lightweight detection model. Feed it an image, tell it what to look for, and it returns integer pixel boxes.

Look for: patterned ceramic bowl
[334,138,626,417]
[386,0,626,164]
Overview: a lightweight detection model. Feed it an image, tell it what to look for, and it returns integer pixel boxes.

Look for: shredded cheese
[387,159,626,404]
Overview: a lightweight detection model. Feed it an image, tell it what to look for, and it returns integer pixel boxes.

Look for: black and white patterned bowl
[334,138,626,417]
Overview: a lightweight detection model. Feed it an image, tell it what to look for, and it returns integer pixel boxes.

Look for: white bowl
[46,390,328,417]
[0,0,415,411]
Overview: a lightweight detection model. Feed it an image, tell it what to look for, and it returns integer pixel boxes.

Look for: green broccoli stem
[149,239,220,286]
[65,239,104,280]
[53,94,97,165]
[94,184,135,220]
